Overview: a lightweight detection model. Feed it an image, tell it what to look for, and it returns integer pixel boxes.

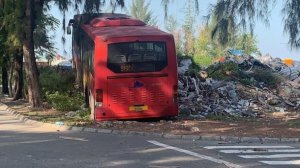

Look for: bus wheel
[89,90,95,121]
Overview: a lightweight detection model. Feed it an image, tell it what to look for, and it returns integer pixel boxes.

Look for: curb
[1,102,300,143]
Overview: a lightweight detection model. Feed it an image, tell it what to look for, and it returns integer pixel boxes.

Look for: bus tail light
[173,85,178,103]
[95,89,103,107]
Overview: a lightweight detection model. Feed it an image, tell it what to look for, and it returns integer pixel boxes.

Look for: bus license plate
[129,105,148,112]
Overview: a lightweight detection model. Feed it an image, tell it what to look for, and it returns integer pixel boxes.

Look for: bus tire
[89,90,95,121]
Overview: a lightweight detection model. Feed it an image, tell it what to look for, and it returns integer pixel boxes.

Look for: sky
[50,0,300,61]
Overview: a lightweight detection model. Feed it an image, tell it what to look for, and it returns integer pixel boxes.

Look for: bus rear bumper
[94,105,178,121]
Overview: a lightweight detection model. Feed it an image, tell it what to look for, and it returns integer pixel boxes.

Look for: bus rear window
[108,42,167,73]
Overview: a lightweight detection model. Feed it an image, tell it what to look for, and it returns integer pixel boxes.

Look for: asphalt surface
[1,110,300,168]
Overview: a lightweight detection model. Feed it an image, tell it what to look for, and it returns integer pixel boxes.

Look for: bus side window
[143,53,157,61]
[128,53,142,62]
[109,54,126,63]
[154,43,167,61]
[118,54,127,63]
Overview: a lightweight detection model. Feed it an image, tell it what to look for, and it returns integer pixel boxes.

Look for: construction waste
[257,55,300,82]
[178,54,300,118]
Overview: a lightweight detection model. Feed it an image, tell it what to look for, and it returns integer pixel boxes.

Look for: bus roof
[75,13,172,41]
[82,25,173,41]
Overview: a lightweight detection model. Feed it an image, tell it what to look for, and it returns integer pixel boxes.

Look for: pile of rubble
[257,55,300,82]
[178,55,300,118]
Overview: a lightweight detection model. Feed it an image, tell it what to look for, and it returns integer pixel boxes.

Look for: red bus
[68,13,178,121]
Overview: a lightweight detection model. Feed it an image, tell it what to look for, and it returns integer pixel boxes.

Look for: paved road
[1,110,300,168]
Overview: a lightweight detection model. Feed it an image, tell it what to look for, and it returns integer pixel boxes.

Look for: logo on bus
[132,81,144,89]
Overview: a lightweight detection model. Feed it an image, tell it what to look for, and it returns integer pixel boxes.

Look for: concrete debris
[190,127,200,132]
[256,55,300,81]
[178,55,300,119]
[178,58,192,74]
[65,111,77,118]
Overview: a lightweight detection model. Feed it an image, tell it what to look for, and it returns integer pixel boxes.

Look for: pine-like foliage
[130,0,157,26]
[182,0,197,56]
[0,0,126,107]
[283,0,300,48]
[209,0,300,49]
[208,0,272,46]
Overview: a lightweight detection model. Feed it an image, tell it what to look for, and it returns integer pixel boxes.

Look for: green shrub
[206,61,280,87]
[252,69,281,87]
[39,67,75,97]
[193,55,215,67]
[39,67,85,112]
[240,77,257,86]
[189,57,202,75]
[46,92,84,111]
[206,61,239,80]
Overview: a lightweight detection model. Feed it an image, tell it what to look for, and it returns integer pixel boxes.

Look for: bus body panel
[71,14,178,121]
[92,36,178,121]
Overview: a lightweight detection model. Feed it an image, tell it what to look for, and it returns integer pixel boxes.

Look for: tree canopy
[162,0,300,49]
[209,0,300,49]
[130,0,157,26]
[0,0,126,107]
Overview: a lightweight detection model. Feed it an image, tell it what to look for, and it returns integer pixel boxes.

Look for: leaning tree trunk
[1,65,9,94]
[13,48,24,100]
[9,59,14,97]
[23,0,42,107]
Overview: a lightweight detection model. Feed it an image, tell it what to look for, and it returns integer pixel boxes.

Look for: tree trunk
[9,59,14,97]
[76,62,83,90]
[13,48,24,100]
[23,0,42,107]
[1,65,9,94]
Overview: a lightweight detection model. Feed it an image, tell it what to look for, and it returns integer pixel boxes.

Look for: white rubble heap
[178,56,300,118]
[257,55,300,81]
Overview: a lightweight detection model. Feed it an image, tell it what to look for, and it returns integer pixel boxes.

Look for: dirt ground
[2,97,300,138]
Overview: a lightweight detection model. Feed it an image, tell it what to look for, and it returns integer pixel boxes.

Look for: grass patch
[287,120,300,127]
[24,109,93,127]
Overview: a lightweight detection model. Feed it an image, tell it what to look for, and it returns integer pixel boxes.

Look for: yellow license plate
[129,105,148,112]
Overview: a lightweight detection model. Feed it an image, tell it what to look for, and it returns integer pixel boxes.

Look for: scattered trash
[190,127,200,132]
[55,121,64,126]
[178,58,192,75]
[177,54,300,119]
[65,111,77,118]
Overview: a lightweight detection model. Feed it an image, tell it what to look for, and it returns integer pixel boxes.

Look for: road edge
[1,102,299,143]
